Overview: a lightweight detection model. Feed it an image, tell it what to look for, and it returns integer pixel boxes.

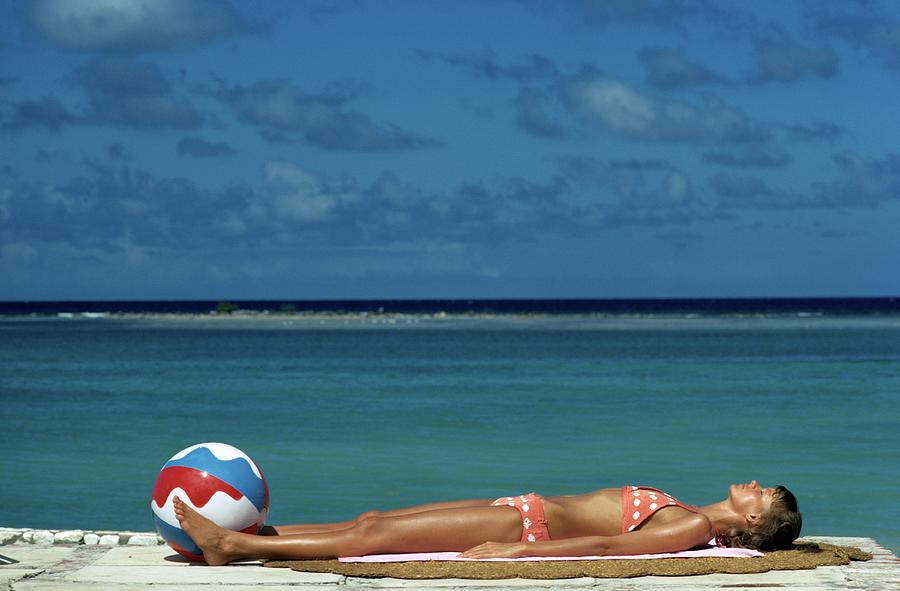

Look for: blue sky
[2,0,899,300]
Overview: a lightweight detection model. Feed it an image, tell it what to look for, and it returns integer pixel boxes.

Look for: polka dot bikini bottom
[491,492,552,543]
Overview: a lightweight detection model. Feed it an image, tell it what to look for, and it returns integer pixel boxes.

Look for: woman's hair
[717,486,802,551]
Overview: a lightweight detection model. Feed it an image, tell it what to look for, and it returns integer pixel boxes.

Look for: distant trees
[215,301,238,315]
[213,302,299,315]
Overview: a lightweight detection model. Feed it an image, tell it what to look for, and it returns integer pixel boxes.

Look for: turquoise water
[1,316,898,551]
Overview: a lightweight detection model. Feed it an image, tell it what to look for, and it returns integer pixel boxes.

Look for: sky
[1,0,899,300]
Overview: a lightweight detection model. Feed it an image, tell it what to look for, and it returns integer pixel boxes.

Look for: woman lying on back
[173,480,802,565]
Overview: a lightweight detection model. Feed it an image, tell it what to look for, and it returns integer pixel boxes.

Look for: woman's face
[729,480,776,518]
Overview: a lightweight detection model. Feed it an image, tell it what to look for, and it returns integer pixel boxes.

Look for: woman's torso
[542,487,698,539]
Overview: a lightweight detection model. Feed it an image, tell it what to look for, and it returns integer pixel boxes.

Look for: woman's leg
[259,520,356,536]
[262,498,495,536]
[174,496,522,565]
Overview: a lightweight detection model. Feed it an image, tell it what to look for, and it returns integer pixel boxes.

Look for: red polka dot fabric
[621,486,698,533]
[491,492,551,543]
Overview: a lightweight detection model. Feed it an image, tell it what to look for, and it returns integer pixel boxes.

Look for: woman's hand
[459,541,527,559]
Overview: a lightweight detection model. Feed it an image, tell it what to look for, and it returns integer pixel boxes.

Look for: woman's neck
[695,500,743,534]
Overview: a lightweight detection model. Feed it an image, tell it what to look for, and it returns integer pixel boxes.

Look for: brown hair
[717,486,802,551]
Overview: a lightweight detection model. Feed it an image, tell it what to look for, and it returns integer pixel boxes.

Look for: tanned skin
[172,481,774,565]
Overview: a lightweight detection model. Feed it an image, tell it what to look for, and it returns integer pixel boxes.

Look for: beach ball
[150,442,269,561]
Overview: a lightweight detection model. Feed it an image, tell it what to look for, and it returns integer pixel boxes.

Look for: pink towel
[339,545,762,563]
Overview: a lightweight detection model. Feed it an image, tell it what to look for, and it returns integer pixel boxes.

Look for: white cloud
[264,161,322,195]
[224,80,438,151]
[559,157,698,211]
[562,71,766,143]
[566,78,657,137]
[263,161,353,222]
[25,0,251,52]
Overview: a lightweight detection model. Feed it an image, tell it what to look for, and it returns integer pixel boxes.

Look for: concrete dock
[0,536,896,590]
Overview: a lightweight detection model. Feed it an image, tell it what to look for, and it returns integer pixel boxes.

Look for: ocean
[1,299,898,552]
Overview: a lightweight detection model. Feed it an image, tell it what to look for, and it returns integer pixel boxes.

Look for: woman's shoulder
[645,509,714,538]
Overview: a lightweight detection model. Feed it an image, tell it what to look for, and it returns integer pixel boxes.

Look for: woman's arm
[460,514,714,559]
[592,513,715,556]
[459,536,603,559]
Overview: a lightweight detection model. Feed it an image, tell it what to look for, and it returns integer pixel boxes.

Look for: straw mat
[264,541,871,579]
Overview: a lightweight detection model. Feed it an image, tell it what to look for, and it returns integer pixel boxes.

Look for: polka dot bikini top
[621,486,699,533]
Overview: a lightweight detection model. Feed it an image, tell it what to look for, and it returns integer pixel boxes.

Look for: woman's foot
[172,496,241,565]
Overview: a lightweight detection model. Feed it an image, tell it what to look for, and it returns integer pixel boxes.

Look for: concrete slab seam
[15,546,112,588]
[5,568,46,591]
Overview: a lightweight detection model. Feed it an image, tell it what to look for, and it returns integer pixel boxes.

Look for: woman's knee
[354,515,384,535]
[348,515,388,554]
[354,510,381,524]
